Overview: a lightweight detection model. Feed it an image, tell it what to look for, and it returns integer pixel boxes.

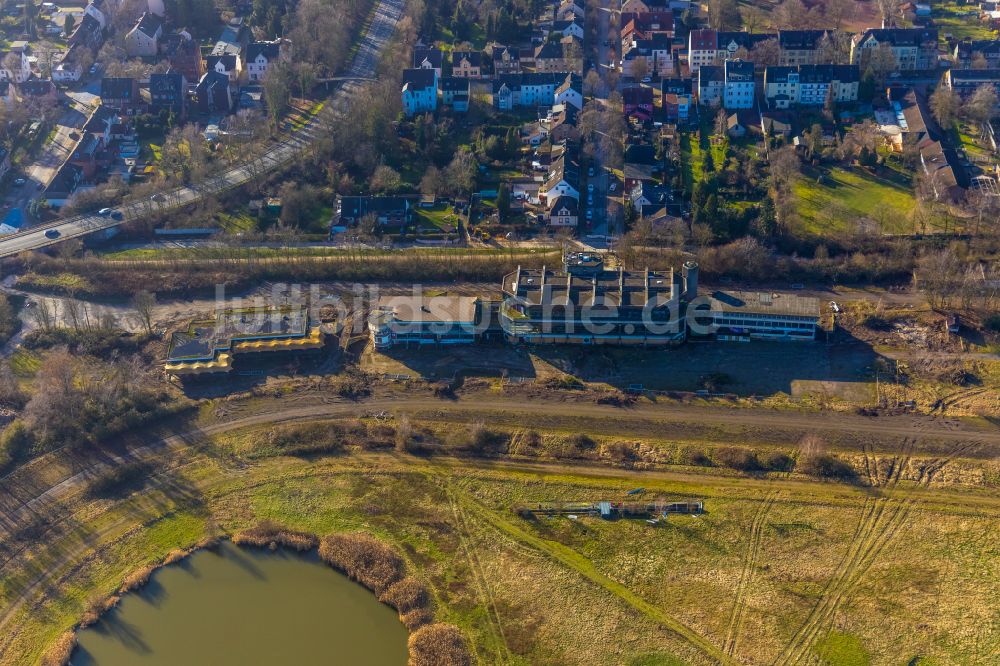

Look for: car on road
[587,193,593,205]
[89,64,100,76]
[588,166,594,176]
[641,77,651,84]
[586,209,593,220]
[829,301,841,313]
[151,193,166,203]
[97,207,113,216]
[13,178,26,186]
[44,229,60,239]
[587,183,594,192]
[110,210,124,220]
[608,182,616,192]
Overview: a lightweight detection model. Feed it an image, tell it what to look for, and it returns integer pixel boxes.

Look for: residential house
[548,104,580,142]
[624,143,657,192]
[726,111,748,137]
[124,12,163,57]
[412,47,444,77]
[943,68,1000,100]
[68,11,105,49]
[440,76,470,112]
[623,33,674,76]
[244,40,286,83]
[0,48,31,83]
[620,10,675,40]
[535,41,568,72]
[723,59,755,109]
[541,140,580,203]
[555,72,583,109]
[556,0,585,21]
[697,65,725,106]
[492,45,521,74]
[688,29,772,72]
[777,29,832,66]
[850,28,938,71]
[149,71,187,118]
[205,54,241,84]
[451,50,482,78]
[763,64,860,108]
[100,77,141,113]
[622,85,654,120]
[893,87,968,201]
[953,39,1000,68]
[44,162,83,207]
[551,18,585,40]
[53,60,83,83]
[401,68,438,116]
[548,194,578,226]
[161,31,204,83]
[630,181,673,217]
[662,91,692,123]
[196,70,234,114]
[760,110,793,139]
[18,79,58,103]
[335,195,411,229]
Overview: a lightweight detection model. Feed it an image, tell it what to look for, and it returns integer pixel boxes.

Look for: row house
[688,29,772,72]
[778,30,833,66]
[206,53,241,84]
[542,140,581,225]
[451,50,483,78]
[402,67,438,116]
[851,28,938,71]
[953,39,1000,68]
[943,68,1000,100]
[763,64,860,108]
[535,41,570,73]
[492,72,581,111]
[124,12,163,57]
[69,0,107,49]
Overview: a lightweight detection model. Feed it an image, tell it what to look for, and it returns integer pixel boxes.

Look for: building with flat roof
[499,255,695,345]
[165,306,324,376]
[692,290,820,340]
[369,296,481,349]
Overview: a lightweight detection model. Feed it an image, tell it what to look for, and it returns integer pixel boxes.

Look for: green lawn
[415,204,460,233]
[932,2,997,41]
[793,165,917,235]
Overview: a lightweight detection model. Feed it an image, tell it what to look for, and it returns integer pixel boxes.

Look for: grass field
[932,2,997,41]
[793,165,917,236]
[1,399,999,665]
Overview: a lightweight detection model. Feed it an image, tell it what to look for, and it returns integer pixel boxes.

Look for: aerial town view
[0,0,999,663]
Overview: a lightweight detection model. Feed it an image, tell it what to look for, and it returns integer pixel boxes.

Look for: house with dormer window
[402,68,438,116]
[245,40,287,82]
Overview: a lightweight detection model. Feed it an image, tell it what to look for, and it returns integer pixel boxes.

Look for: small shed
[598,501,613,519]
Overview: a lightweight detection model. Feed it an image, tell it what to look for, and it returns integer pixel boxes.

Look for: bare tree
[133,290,156,335]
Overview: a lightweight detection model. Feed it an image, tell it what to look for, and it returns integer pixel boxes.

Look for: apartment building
[763,64,860,108]
[851,28,938,71]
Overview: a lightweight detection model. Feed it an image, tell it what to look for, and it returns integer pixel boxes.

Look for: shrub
[798,453,857,481]
[262,423,346,458]
[40,630,77,666]
[680,446,713,467]
[318,532,406,596]
[232,520,319,551]
[85,461,155,499]
[986,314,1000,332]
[379,576,430,617]
[79,594,119,628]
[604,441,639,465]
[0,421,34,471]
[763,451,795,472]
[408,623,472,666]
[714,446,761,472]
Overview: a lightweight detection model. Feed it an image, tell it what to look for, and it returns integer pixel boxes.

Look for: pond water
[74,541,409,665]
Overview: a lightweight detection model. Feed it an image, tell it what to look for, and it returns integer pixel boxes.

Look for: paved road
[0,0,405,259]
